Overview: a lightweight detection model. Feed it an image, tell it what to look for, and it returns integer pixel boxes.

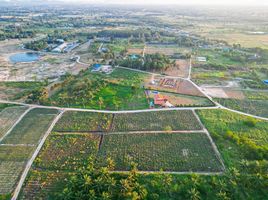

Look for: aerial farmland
[0,2,267,200]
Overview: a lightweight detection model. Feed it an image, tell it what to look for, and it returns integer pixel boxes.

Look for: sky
[2,0,268,5]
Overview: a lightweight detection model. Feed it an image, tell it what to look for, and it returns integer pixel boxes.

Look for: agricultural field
[215,90,268,118]
[0,146,35,195]
[144,76,206,97]
[216,98,268,118]
[33,133,101,170]
[197,109,268,166]
[111,110,203,132]
[145,45,191,56]
[98,132,223,172]
[1,108,58,144]
[0,106,28,139]
[53,111,113,132]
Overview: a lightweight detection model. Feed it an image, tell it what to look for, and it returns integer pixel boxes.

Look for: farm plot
[0,146,35,195]
[216,98,268,118]
[198,109,268,147]
[0,162,26,195]
[164,59,190,78]
[145,76,205,97]
[0,106,28,139]
[33,133,101,171]
[111,110,203,132]
[145,45,190,56]
[1,108,58,144]
[98,133,223,172]
[19,169,70,200]
[53,111,113,132]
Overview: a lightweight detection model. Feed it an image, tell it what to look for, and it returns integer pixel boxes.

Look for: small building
[196,57,207,62]
[154,94,168,105]
[101,65,113,74]
[264,80,268,85]
[91,64,102,72]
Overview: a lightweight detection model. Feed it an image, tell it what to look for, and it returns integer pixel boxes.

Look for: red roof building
[154,94,168,105]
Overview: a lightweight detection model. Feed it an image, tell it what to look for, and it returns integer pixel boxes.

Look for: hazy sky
[61,0,268,5]
[3,0,268,5]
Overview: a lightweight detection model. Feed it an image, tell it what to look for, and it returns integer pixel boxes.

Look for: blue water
[10,52,40,63]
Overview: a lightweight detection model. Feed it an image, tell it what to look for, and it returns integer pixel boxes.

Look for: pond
[9,52,40,63]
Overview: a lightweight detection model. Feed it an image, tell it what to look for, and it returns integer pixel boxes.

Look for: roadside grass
[111,110,203,132]
[1,108,58,144]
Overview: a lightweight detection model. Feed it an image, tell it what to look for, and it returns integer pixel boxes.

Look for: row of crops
[0,106,60,195]
[53,110,204,133]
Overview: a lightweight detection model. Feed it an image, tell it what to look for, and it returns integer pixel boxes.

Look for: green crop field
[0,146,34,195]
[53,111,113,132]
[197,109,268,166]
[1,108,58,144]
[98,132,223,172]
[0,106,28,139]
[111,110,203,132]
[216,98,268,118]
[33,133,101,171]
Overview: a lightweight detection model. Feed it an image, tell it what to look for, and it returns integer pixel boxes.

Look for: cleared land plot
[98,133,223,172]
[0,106,28,139]
[33,133,101,171]
[111,110,203,132]
[53,111,113,132]
[145,45,190,56]
[164,59,190,78]
[1,108,58,144]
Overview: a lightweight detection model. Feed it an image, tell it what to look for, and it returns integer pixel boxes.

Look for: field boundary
[12,110,64,200]
[193,110,226,172]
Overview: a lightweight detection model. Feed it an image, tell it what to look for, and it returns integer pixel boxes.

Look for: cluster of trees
[24,39,48,51]
[0,26,35,41]
[225,130,268,160]
[55,157,268,200]
[58,157,147,200]
[116,53,174,72]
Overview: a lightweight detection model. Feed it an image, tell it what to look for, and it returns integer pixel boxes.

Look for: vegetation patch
[1,108,58,144]
[111,110,203,132]
[0,106,28,139]
[53,111,113,132]
[33,133,101,171]
[98,133,223,172]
